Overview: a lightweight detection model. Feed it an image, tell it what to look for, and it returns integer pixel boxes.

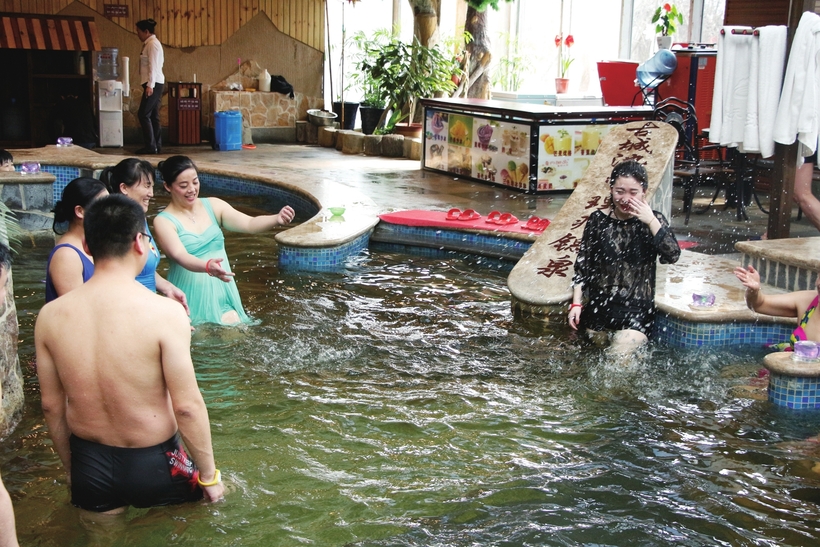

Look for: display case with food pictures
[537,124,613,190]
[424,111,449,171]
[478,121,530,188]
[447,114,473,148]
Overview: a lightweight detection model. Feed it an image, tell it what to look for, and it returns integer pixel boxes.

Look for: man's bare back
[35,194,223,512]
[36,274,189,448]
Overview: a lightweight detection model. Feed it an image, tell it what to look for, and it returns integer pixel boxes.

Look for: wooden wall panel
[724,0,792,26]
[0,0,324,51]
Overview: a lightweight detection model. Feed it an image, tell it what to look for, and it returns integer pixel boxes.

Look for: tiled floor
[98,142,820,256]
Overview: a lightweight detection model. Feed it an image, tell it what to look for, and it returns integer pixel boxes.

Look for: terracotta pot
[393,122,423,139]
[555,78,569,94]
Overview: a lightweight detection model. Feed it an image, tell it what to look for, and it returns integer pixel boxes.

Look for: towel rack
[720,28,759,36]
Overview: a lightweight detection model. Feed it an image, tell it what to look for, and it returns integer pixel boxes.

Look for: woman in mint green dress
[153,156,295,325]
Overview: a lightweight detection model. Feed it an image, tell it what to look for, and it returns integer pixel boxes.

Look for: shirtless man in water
[35,194,224,513]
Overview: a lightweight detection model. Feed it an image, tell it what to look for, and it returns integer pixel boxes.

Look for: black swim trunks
[70,432,203,512]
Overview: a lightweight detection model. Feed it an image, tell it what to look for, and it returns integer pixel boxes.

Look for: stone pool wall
[0,270,22,438]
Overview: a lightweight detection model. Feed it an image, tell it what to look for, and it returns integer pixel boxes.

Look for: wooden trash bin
[168,82,202,145]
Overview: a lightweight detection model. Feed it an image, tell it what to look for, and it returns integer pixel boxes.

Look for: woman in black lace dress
[568,160,681,353]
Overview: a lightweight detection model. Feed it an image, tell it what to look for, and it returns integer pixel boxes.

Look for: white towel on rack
[774,11,820,159]
[710,27,755,148]
[742,33,762,153]
[742,26,788,157]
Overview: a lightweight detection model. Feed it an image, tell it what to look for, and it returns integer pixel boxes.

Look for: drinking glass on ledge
[20,162,40,174]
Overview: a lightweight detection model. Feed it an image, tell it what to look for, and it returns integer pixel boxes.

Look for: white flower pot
[657,35,673,50]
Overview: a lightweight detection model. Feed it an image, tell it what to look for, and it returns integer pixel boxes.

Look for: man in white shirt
[136,19,165,155]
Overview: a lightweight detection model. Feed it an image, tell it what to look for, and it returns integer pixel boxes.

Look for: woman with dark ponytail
[99,158,188,312]
[45,177,108,302]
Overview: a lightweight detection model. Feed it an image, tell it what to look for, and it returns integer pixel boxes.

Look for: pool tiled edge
[279,231,372,272]
[655,313,793,349]
[768,374,820,409]
[371,222,534,261]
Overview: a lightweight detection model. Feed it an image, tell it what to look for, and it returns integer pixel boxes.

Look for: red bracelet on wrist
[205,259,213,276]
[569,303,582,310]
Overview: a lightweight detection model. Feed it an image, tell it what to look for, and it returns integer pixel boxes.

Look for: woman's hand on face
[277,205,295,226]
[733,265,761,291]
[627,197,655,224]
[207,258,236,283]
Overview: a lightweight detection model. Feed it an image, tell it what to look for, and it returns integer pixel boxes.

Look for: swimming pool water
[4,216,820,546]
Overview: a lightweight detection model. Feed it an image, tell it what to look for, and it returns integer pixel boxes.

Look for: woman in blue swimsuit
[45,177,108,302]
[100,158,188,313]
[153,156,295,325]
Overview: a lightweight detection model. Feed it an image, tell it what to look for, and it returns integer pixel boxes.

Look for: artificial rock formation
[0,270,23,439]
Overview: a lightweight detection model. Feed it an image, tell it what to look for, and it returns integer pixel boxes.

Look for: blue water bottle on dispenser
[636,49,677,103]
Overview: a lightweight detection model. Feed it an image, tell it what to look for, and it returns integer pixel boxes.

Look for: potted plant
[351,30,390,135]
[332,97,359,131]
[652,3,683,49]
[554,33,574,94]
[359,35,460,135]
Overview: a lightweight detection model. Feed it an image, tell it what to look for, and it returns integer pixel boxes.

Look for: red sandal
[485,210,501,223]
[458,209,481,221]
[445,208,461,220]
[496,212,519,225]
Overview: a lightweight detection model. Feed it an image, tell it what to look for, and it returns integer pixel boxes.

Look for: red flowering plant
[555,34,574,78]
[652,3,683,36]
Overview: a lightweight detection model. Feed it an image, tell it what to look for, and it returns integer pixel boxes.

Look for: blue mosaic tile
[769,373,820,409]
[372,222,533,260]
[279,231,371,272]
[194,172,317,217]
[655,313,794,349]
[41,165,81,203]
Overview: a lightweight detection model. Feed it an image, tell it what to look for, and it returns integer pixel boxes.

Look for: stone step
[734,238,820,292]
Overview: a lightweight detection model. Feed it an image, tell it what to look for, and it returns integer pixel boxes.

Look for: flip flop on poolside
[524,216,542,230]
[485,210,501,224]
[524,216,549,231]
[496,212,519,225]
[446,208,462,220]
[458,209,481,221]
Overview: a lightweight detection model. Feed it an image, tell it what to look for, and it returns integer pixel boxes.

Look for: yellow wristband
[197,469,221,487]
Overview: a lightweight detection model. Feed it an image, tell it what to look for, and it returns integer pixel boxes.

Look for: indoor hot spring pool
[3,198,820,546]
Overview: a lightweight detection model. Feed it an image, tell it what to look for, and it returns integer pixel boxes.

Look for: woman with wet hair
[45,177,108,302]
[100,158,188,312]
[568,160,681,354]
[153,155,295,325]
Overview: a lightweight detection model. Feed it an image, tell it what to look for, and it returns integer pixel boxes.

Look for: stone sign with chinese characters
[507,120,678,315]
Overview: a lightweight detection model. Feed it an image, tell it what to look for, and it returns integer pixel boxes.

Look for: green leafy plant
[492,32,534,92]
[350,30,391,108]
[359,36,460,132]
[652,3,684,36]
[0,200,24,252]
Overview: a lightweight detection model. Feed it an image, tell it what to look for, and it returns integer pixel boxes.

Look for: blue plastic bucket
[214,110,242,151]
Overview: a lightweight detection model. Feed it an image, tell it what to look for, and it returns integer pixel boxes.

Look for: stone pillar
[0,270,23,439]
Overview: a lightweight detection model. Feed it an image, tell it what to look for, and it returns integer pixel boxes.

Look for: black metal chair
[653,97,733,224]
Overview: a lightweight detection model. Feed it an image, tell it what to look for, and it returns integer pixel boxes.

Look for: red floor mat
[378,209,549,234]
